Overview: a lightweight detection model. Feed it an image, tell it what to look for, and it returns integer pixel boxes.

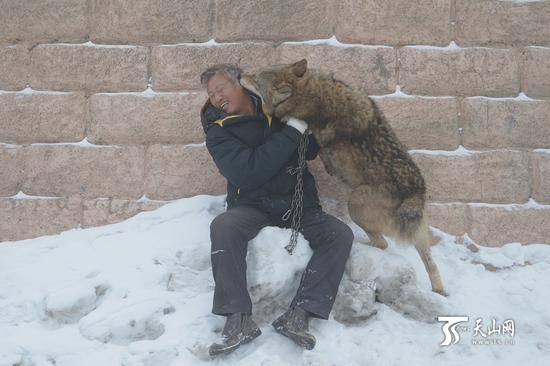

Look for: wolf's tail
[394,194,425,241]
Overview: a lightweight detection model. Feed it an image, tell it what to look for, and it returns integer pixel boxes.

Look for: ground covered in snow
[1,194,549,366]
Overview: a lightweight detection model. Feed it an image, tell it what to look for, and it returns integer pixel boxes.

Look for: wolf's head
[239,59,318,122]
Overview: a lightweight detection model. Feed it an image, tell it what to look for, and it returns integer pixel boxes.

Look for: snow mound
[44,277,111,324]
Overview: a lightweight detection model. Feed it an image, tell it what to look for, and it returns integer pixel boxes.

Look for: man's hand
[286,116,308,134]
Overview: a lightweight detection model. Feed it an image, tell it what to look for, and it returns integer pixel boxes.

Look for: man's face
[206,72,246,114]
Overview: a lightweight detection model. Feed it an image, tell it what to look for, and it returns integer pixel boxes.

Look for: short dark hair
[200,63,243,89]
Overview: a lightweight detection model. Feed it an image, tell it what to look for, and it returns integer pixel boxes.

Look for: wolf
[239,59,447,296]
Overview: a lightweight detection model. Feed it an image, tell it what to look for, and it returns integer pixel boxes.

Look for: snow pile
[1,194,549,366]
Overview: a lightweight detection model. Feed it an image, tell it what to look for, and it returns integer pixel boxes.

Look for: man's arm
[205,123,304,191]
[286,117,320,160]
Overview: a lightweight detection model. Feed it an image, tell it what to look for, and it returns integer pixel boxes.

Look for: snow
[28,137,121,148]
[369,85,542,101]
[408,145,478,156]
[8,191,63,200]
[0,86,198,98]
[0,87,72,95]
[95,87,196,98]
[468,197,550,211]
[465,91,541,101]
[407,144,544,157]
[184,142,206,148]
[134,195,166,205]
[370,85,418,99]
[46,41,137,49]
[283,35,392,49]
[1,139,209,150]
[158,39,240,48]
[1,194,549,365]
[402,41,462,51]
[527,45,550,50]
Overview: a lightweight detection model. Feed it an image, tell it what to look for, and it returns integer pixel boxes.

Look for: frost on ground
[1,194,549,366]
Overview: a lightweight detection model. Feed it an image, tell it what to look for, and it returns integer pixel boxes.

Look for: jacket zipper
[229,187,240,207]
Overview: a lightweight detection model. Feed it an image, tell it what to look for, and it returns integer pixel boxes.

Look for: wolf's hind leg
[347,184,400,250]
[414,220,447,296]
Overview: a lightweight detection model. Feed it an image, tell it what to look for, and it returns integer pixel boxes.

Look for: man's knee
[210,211,233,235]
[323,215,354,252]
[210,212,238,250]
[338,221,354,250]
[319,215,354,250]
[210,209,262,249]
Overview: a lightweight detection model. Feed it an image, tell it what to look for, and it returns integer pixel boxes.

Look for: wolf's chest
[318,144,362,187]
[318,142,384,188]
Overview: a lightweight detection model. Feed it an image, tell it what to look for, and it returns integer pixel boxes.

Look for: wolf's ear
[290,59,307,78]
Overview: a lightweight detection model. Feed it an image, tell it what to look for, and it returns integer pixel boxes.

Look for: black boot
[208,312,262,357]
[272,305,316,350]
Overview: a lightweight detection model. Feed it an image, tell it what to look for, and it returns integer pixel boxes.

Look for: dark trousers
[209,204,354,320]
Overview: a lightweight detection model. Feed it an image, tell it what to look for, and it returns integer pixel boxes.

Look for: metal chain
[281,128,310,255]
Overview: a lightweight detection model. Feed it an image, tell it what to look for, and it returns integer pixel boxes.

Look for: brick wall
[1,0,549,245]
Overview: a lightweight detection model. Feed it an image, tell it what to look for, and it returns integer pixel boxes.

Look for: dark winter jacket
[200,88,323,216]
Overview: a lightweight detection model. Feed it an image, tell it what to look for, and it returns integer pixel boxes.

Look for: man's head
[200,64,252,115]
